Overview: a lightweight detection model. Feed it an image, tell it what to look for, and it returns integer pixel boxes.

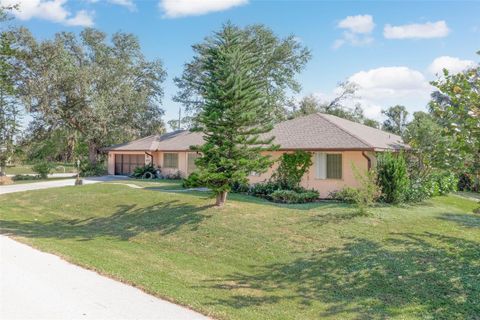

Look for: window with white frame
[163,153,179,169]
[316,152,342,179]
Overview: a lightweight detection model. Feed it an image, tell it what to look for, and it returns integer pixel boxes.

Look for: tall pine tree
[192,24,277,206]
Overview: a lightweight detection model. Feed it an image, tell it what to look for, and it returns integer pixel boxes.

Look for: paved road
[0,176,210,320]
[0,236,208,320]
[0,176,126,195]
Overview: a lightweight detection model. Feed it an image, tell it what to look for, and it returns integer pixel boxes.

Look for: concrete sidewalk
[0,235,209,320]
[0,176,127,195]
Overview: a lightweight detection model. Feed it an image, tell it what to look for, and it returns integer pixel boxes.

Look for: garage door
[114,154,145,175]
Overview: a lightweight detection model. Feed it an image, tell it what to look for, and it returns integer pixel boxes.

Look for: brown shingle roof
[265,113,408,151]
[104,130,204,152]
[106,113,408,152]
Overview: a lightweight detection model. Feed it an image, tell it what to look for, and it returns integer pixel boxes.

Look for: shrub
[458,173,473,192]
[376,152,410,204]
[272,151,312,190]
[32,161,54,179]
[231,181,250,193]
[432,171,457,195]
[352,167,381,214]
[80,162,107,177]
[12,174,41,181]
[406,177,431,202]
[406,171,458,202]
[330,187,358,203]
[131,164,157,179]
[270,189,319,204]
[249,181,282,198]
[333,166,381,214]
[164,170,182,180]
[183,172,204,188]
[0,176,13,185]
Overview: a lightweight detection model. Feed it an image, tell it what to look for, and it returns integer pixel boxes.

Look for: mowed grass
[0,184,479,319]
[6,164,77,175]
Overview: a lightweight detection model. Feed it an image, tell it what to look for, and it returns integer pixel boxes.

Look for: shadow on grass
[203,232,480,319]
[0,200,213,241]
[438,212,480,228]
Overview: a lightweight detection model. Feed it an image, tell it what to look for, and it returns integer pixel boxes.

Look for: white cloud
[1,0,94,26]
[384,20,450,39]
[346,66,432,118]
[333,14,375,49]
[338,14,375,34]
[428,56,476,75]
[64,9,94,26]
[159,0,248,18]
[108,0,136,11]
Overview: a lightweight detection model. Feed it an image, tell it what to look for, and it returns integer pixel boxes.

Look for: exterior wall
[108,149,374,198]
[248,150,373,198]
[156,151,188,178]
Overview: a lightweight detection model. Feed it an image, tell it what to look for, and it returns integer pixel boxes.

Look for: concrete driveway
[0,176,210,320]
[0,175,127,195]
[0,236,208,320]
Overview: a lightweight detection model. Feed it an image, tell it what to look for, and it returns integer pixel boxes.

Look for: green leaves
[429,54,480,182]
[11,27,167,165]
[189,23,280,204]
[174,23,311,123]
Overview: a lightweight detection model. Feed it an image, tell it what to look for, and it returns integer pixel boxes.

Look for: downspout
[145,152,153,165]
[362,151,372,171]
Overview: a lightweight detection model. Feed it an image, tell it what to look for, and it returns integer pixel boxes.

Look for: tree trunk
[88,141,98,166]
[0,161,5,177]
[215,191,228,207]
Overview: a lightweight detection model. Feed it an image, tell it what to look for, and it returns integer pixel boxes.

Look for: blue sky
[4,0,480,129]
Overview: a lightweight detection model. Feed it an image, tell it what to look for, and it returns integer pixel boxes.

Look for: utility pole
[178,107,182,130]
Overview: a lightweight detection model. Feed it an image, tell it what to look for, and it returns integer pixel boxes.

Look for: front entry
[114,154,145,175]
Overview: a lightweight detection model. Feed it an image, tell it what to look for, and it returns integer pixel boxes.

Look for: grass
[109,179,184,190]
[6,163,77,175]
[11,177,76,185]
[0,185,479,319]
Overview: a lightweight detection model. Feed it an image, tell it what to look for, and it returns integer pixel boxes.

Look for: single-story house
[105,113,409,198]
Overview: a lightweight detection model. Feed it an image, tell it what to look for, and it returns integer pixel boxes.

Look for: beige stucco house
[105,113,409,198]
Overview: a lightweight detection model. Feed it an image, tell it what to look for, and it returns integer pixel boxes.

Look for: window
[316,152,342,179]
[187,152,200,173]
[163,153,178,168]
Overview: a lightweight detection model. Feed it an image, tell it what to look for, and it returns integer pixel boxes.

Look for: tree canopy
[291,82,380,128]
[382,105,409,135]
[0,5,20,175]
[11,27,166,165]
[429,53,480,183]
[174,23,311,123]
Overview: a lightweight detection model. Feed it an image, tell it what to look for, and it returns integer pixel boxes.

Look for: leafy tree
[382,105,409,135]
[11,27,166,166]
[429,53,480,188]
[291,82,379,128]
[189,24,278,206]
[403,111,460,172]
[376,152,410,204]
[167,115,193,131]
[0,5,20,176]
[174,23,311,123]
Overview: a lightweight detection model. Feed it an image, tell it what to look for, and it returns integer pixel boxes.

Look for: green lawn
[0,184,479,319]
[6,164,77,175]
[10,177,76,185]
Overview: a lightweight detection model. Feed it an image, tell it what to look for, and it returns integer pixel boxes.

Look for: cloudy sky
[2,0,479,126]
